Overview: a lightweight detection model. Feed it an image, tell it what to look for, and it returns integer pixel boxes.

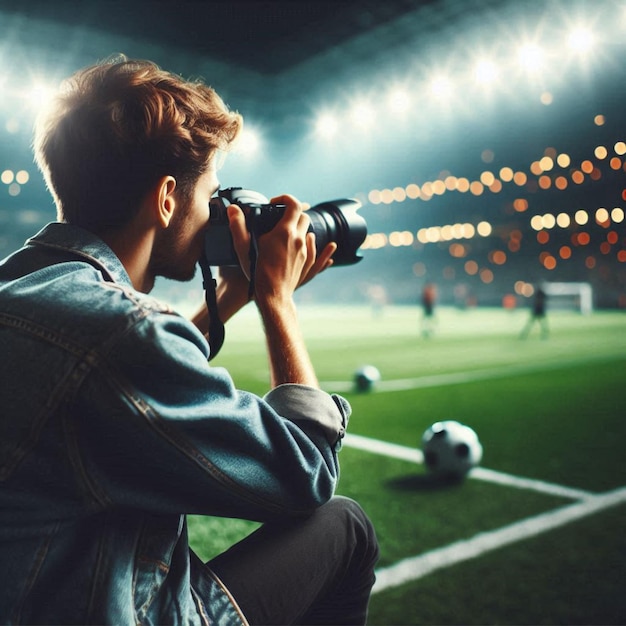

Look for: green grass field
[187,304,626,625]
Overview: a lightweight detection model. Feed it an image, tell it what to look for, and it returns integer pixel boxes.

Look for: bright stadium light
[474,59,499,86]
[314,112,339,140]
[349,100,375,128]
[429,75,453,99]
[517,43,544,72]
[567,27,594,54]
[236,127,262,157]
[387,87,411,114]
[26,81,56,111]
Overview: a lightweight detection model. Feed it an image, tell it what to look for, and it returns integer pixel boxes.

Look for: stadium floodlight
[429,75,453,99]
[387,87,411,114]
[26,81,56,112]
[517,43,544,72]
[474,59,499,85]
[235,127,262,157]
[314,112,339,140]
[567,27,594,54]
[1,169,14,185]
[15,170,30,185]
[349,100,375,128]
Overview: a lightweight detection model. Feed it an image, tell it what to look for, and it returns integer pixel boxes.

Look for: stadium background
[2,3,625,624]
[1,0,625,310]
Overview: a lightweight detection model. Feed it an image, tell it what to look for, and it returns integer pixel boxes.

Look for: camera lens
[203,188,367,267]
[307,199,366,265]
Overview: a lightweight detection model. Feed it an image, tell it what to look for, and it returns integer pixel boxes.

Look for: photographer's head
[34,56,242,234]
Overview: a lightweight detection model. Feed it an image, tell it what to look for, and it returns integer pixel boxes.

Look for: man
[519,283,549,339]
[0,58,378,625]
[420,282,437,338]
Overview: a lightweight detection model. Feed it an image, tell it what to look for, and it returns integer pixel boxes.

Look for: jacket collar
[27,222,134,288]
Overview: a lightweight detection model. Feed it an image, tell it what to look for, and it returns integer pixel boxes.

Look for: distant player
[520,284,549,339]
[421,282,438,337]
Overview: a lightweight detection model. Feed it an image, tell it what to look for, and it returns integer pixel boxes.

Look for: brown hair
[34,57,243,232]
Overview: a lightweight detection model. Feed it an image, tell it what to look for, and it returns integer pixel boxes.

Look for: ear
[155,176,177,228]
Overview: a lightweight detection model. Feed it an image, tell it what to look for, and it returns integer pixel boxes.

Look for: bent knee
[320,497,378,553]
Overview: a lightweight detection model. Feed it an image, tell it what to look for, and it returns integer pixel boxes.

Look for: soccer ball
[421,420,483,479]
[353,365,381,392]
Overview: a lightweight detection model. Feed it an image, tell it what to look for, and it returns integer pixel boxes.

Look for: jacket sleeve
[70,308,351,522]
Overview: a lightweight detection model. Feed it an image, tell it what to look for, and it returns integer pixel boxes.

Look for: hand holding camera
[199,187,367,359]
[226,194,337,297]
[203,187,366,268]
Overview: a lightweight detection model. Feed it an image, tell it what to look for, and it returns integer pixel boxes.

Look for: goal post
[543,282,593,315]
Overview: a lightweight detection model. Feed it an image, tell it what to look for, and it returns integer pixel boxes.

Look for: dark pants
[208,496,379,625]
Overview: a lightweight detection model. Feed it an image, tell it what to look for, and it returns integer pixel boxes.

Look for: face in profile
[149,168,218,284]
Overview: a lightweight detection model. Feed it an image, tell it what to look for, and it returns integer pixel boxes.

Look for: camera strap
[198,255,225,361]
[199,229,260,361]
[247,230,260,301]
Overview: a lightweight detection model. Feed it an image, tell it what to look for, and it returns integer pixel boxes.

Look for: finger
[315,242,337,270]
[270,194,299,207]
[305,231,317,268]
[227,204,251,276]
[297,210,311,237]
[296,232,317,286]
[270,194,302,224]
[298,240,336,288]
[308,241,336,275]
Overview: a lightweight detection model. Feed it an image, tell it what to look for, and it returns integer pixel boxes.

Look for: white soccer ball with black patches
[353,365,381,392]
[421,420,483,479]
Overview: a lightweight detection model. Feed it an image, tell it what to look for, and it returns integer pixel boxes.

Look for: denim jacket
[0,222,350,625]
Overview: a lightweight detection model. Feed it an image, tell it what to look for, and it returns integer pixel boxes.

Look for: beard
[149,203,204,284]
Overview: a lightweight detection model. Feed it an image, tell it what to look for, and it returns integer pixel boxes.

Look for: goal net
[543,282,593,315]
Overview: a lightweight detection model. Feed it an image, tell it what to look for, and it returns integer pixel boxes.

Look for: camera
[203,187,367,266]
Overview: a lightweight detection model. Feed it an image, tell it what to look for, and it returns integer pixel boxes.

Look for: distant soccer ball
[421,420,483,479]
[353,365,381,392]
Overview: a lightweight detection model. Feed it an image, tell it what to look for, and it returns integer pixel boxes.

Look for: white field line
[337,354,621,594]
[341,433,616,595]
[372,486,626,594]
[343,433,595,500]
[322,353,623,393]
[343,433,424,465]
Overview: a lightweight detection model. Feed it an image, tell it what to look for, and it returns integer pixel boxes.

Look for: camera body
[203,187,366,266]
